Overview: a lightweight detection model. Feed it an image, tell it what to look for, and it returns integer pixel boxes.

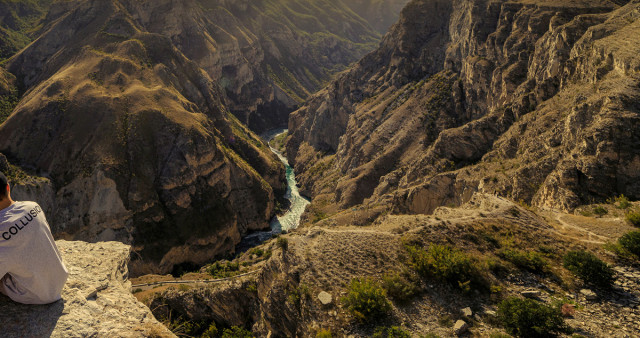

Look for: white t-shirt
[0,201,68,304]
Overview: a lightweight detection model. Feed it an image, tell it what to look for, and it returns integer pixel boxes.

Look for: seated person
[0,171,68,304]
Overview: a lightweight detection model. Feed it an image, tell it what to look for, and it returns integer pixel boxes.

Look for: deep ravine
[236,129,310,252]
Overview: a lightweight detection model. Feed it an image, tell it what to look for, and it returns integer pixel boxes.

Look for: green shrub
[372,326,411,338]
[593,206,608,216]
[498,248,547,273]
[316,329,332,338]
[249,248,264,257]
[498,297,567,337]
[221,326,253,338]
[626,210,640,227]
[207,261,240,278]
[382,271,420,302]
[406,244,485,291]
[615,195,631,209]
[201,323,218,338]
[563,250,615,288]
[342,278,392,321]
[619,231,640,257]
[287,283,311,307]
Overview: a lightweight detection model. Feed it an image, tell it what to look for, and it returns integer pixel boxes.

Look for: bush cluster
[498,248,547,273]
[615,195,631,209]
[207,261,240,278]
[563,250,615,288]
[406,244,485,291]
[342,278,392,321]
[381,271,420,303]
[593,206,608,216]
[372,326,411,338]
[498,297,567,337]
[618,231,640,258]
[315,329,332,338]
[626,210,640,227]
[221,326,253,338]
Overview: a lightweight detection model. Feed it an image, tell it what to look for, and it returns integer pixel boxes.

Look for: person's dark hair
[0,171,8,199]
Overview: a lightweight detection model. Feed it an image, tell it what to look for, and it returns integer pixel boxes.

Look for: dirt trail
[542,210,634,246]
[550,211,610,244]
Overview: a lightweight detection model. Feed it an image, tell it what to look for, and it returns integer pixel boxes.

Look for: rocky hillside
[125,0,386,133]
[0,0,411,275]
[342,0,412,33]
[143,194,640,337]
[1,0,287,275]
[0,240,174,338]
[287,0,640,219]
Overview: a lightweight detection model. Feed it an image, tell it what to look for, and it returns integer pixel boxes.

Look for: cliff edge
[0,241,174,338]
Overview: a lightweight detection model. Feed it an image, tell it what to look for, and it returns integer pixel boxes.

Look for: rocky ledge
[0,241,174,338]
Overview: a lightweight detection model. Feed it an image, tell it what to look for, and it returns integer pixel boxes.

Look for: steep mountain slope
[123,0,387,133]
[1,0,286,275]
[0,0,51,60]
[341,0,412,33]
[287,0,640,219]
[0,0,411,274]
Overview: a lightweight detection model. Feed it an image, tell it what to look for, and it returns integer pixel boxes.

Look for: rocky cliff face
[1,0,286,275]
[123,0,388,133]
[0,0,411,275]
[0,240,174,338]
[287,0,640,217]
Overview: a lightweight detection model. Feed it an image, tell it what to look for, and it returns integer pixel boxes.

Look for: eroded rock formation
[287,0,640,217]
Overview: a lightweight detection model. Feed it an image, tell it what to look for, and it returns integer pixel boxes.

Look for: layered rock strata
[287,0,640,216]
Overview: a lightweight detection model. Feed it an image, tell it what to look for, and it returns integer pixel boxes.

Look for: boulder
[580,289,598,301]
[521,290,541,298]
[0,241,174,338]
[318,291,333,305]
[454,320,469,335]
[461,307,473,317]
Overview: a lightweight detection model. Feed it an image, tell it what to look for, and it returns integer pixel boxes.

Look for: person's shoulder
[15,201,40,209]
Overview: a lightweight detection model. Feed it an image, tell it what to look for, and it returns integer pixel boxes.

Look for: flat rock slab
[0,240,174,338]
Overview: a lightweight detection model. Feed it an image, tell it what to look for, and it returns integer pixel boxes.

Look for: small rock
[521,290,541,298]
[484,310,497,316]
[580,289,598,301]
[461,307,473,317]
[318,291,332,305]
[454,320,469,335]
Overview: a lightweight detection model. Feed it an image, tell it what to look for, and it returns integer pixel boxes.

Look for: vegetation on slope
[0,0,51,61]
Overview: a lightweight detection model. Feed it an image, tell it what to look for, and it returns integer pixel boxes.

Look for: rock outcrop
[287,0,640,217]
[0,240,174,338]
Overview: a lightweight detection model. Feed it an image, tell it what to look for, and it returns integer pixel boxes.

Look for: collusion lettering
[1,206,43,241]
